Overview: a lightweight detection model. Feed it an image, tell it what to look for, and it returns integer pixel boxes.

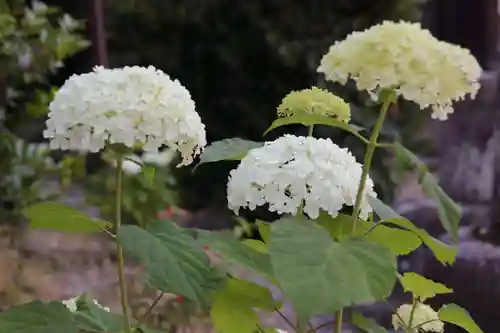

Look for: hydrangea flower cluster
[44,66,206,166]
[393,303,444,332]
[277,87,351,122]
[227,135,376,219]
[318,20,482,121]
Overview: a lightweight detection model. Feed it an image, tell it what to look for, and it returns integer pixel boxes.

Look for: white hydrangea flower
[227,135,376,219]
[393,304,444,332]
[318,20,482,121]
[44,66,206,166]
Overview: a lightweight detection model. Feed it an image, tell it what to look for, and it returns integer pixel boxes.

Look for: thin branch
[136,292,164,328]
[91,219,116,239]
[307,320,336,333]
[414,319,441,329]
[275,308,299,332]
[256,324,267,333]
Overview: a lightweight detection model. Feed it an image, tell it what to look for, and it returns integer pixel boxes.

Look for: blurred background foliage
[0,0,89,225]
[2,0,434,226]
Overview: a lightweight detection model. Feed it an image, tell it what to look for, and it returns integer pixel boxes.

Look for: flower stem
[351,92,394,233]
[115,157,132,332]
[308,124,314,137]
[333,309,343,333]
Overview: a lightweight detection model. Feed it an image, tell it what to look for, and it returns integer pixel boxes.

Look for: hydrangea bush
[0,21,485,333]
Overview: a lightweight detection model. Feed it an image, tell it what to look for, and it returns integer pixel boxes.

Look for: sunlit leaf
[398,272,453,301]
[22,202,111,233]
[264,113,365,143]
[369,196,457,265]
[211,278,280,333]
[439,304,483,333]
[352,312,388,333]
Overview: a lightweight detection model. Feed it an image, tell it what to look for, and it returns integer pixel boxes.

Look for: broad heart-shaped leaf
[264,113,365,142]
[211,278,280,333]
[352,312,388,333]
[118,220,215,307]
[393,143,461,241]
[197,231,274,278]
[368,196,458,265]
[269,217,397,320]
[22,202,110,234]
[195,138,263,168]
[0,300,78,333]
[317,212,422,255]
[399,272,453,301]
[438,304,484,333]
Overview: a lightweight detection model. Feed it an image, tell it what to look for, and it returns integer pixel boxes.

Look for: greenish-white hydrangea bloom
[277,87,351,123]
[393,303,444,332]
[318,21,482,121]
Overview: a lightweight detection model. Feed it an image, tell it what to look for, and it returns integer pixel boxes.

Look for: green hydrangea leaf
[264,113,365,143]
[269,217,397,320]
[211,278,280,333]
[195,138,263,169]
[0,301,78,333]
[368,196,458,265]
[438,304,483,333]
[398,272,453,301]
[22,202,111,234]
[198,231,274,278]
[352,312,388,333]
[118,220,216,307]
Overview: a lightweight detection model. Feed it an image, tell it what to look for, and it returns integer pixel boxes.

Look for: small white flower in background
[17,47,33,69]
[59,14,79,31]
[277,87,351,123]
[62,296,110,313]
[122,158,142,175]
[44,66,206,166]
[393,303,444,332]
[318,20,482,121]
[32,0,49,13]
[62,297,78,312]
[227,134,376,219]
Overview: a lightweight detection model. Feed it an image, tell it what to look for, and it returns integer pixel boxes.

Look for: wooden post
[425,0,500,70]
[87,0,108,67]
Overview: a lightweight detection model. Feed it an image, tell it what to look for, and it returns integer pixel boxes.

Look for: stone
[423,226,500,333]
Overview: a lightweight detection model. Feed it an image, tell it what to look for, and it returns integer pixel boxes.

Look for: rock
[422,226,500,333]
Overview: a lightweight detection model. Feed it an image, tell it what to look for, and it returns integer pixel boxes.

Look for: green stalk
[115,157,132,332]
[351,92,394,233]
[334,91,395,333]
[333,309,343,333]
[308,124,314,137]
